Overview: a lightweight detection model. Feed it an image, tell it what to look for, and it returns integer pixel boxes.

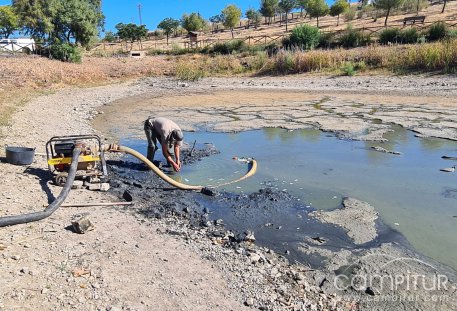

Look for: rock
[244,231,256,242]
[100,183,110,192]
[20,267,29,274]
[72,180,84,189]
[41,288,49,294]
[87,183,101,191]
[11,255,20,261]
[370,146,401,155]
[440,166,456,173]
[214,219,224,226]
[122,190,133,202]
[71,216,95,234]
[244,298,255,306]
[92,283,101,289]
[201,187,216,196]
[249,253,261,263]
[365,287,375,296]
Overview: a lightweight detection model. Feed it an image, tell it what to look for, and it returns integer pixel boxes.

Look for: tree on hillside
[0,5,20,38]
[209,14,223,32]
[297,0,310,17]
[54,0,104,46]
[103,30,116,42]
[260,0,279,24]
[306,0,329,27]
[441,0,447,13]
[181,12,206,33]
[373,0,404,26]
[222,4,242,38]
[157,17,180,45]
[246,8,262,29]
[12,0,56,40]
[330,0,349,26]
[278,0,297,31]
[12,0,104,46]
[115,22,147,47]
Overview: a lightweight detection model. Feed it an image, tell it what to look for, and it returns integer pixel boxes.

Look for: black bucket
[5,146,35,165]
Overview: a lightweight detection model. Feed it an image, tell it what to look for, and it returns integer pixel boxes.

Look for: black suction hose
[0,147,81,227]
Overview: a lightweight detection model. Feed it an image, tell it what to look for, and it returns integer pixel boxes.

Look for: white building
[0,38,36,53]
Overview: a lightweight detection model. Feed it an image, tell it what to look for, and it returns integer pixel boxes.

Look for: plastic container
[5,146,35,165]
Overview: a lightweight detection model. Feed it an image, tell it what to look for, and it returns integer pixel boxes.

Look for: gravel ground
[1,75,457,311]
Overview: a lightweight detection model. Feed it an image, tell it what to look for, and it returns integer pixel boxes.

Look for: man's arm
[162,144,180,172]
[174,144,181,170]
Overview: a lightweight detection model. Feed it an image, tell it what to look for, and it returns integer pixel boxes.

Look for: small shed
[189,31,199,43]
[188,31,199,48]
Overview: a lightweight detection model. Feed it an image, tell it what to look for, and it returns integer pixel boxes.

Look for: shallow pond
[122,127,457,271]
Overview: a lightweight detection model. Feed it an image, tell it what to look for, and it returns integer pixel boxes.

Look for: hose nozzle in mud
[201,187,217,196]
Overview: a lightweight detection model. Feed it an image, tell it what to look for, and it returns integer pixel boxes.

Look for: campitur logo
[332,254,455,303]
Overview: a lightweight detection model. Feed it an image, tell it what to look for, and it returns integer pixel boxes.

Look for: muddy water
[122,127,457,271]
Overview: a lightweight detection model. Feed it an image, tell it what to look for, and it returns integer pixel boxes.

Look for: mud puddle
[113,127,457,271]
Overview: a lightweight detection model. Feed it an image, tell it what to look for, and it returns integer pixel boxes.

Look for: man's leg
[144,122,158,162]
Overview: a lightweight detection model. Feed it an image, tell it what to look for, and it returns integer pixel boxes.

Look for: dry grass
[265,39,457,74]
[0,55,173,89]
[0,55,175,137]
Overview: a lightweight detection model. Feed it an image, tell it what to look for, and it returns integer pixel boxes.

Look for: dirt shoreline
[1,75,456,310]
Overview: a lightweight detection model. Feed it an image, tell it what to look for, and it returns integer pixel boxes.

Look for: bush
[428,22,447,42]
[344,7,357,21]
[49,42,82,63]
[339,26,367,48]
[448,30,457,39]
[265,42,280,56]
[205,40,247,54]
[341,62,356,75]
[175,62,205,81]
[399,28,420,44]
[287,24,321,50]
[249,51,268,71]
[319,32,336,49]
[379,28,400,45]
[273,50,295,73]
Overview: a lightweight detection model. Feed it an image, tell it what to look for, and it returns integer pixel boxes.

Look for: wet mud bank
[106,145,457,311]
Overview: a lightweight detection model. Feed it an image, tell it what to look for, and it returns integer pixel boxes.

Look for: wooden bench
[403,16,426,25]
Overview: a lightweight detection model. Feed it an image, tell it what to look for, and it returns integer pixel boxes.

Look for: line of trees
[148,0,361,45]
[149,0,450,46]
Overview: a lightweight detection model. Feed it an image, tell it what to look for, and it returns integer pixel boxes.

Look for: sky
[0,0,265,34]
[102,0,261,32]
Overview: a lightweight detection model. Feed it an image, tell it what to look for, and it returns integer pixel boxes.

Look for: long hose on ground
[0,144,256,227]
[107,145,257,191]
[0,148,81,227]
